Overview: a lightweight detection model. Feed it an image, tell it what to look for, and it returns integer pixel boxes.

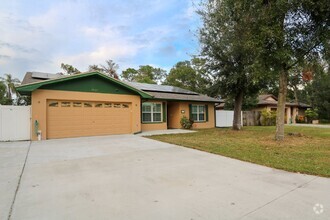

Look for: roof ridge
[16,71,153,99]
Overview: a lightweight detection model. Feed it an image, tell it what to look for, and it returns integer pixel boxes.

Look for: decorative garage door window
[61,102,71,107]
[49,101,58,107]
[142,102,162,123]
[104,103,112,108]
[73,102,82,107]
[192,105,205,121]
[84,102,93,107]
[48,101,129,109]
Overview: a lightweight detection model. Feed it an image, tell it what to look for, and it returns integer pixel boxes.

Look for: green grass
[148,126,330,177]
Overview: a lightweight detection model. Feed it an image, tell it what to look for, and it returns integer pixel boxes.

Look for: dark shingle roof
[19,71,220,102]
[21,72,63,85]
[258,94,311,108]
[17,72,152,98]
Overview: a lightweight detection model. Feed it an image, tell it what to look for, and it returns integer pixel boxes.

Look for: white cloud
[0,0,198,79]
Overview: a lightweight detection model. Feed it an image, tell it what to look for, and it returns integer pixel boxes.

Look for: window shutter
[162,102,167,122]
[205,104,209,121]
[140,102,143,123]
[189,104,192,120]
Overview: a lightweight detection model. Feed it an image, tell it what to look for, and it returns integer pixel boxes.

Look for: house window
[142,102,162,123]
[95,103,103,108]
[192,105,205,122]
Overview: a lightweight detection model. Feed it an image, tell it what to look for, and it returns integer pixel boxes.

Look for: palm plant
[1,74,21,101]
[100,59,119,79]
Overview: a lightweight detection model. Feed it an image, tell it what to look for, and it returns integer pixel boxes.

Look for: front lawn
[148,126,330,177]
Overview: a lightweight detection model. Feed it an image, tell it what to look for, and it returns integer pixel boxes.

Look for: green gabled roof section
[16,72,153,98]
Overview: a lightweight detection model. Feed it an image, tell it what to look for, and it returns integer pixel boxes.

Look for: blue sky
[0,0,201,80]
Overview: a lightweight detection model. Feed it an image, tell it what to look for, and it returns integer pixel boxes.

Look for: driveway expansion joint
[238,176,319,219]
[7,141,32,220]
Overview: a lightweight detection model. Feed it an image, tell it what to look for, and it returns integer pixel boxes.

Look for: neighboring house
[17,71,219,140]
[216,94,310,124]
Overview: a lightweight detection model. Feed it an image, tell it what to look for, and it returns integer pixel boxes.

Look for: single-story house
[216,94,310,124]
[17,71,220,140]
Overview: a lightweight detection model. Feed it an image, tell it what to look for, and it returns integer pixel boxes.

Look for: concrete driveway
[1,135,329,220]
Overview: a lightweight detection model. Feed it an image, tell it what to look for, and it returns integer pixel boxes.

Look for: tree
[121,68,139,82]
[88,64,103,73]
[255,0,329,140]
[198,0,264,130]
[61,63,80,75]
[99,59,119,79]
[16,95,31,106]
[0,74,20,104]
[309,68,330,120]
[0,81,10,104]
[223,94,259,111]
[121,65,167,84]
[164,59,211,94]
[61,59,119,79]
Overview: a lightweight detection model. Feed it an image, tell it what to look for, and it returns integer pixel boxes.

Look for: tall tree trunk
[233,90,244,130]
[275,70,288,141]
[293,84,298,104]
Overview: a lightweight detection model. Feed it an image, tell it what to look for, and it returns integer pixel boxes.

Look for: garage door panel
[47,100,132,139]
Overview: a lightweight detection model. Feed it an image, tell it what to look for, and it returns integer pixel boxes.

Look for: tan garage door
[47,100,132,139]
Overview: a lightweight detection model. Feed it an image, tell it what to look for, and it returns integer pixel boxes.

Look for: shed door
[47,100,131,139]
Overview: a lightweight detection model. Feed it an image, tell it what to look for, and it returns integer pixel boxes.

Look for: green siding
[41,76,134,95]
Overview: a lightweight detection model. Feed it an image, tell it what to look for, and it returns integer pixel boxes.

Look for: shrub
[260,109,276,126]
[180,116,194,129]
[319,119,330,124]
[305,109,318,123]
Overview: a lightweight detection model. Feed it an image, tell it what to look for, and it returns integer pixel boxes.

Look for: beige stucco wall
[31,89,141,140]
[141,123,167,131]
[168,102,215,129]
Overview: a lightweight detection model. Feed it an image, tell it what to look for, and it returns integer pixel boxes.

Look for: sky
[0,0,201,81]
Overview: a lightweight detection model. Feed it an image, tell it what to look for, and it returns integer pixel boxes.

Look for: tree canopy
[0,74,20,105]
[163,58,211,94]
[61,63,81,75]
[121,65,167,84]
[0,81,10,105]
[198,0,266,130]
[198,0,330,138]
[256,0,329,140]
[61,59,119,79]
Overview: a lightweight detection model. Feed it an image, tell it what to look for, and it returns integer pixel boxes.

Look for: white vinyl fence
[0,105,31,141]
[216,110,242,127]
